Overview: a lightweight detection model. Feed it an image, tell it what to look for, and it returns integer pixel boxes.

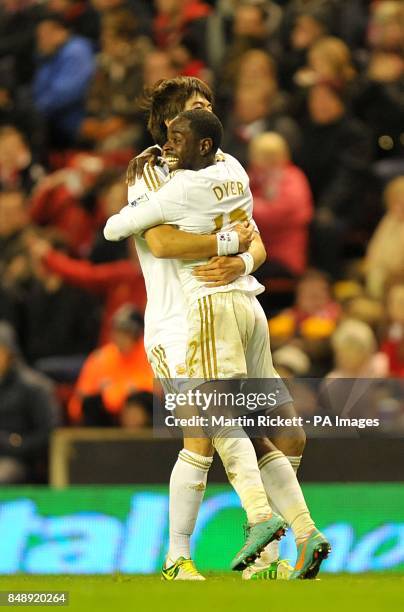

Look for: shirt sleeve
[104,174,185,240]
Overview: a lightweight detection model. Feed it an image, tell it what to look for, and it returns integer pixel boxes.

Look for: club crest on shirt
[129,193,149,207]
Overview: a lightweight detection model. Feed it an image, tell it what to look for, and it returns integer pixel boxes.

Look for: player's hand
[235,222,254,252]
[192,256,245,287]
[126,145,161,186]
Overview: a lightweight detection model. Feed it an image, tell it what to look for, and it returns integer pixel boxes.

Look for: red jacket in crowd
[249,163,314,275]
[154,0,212,48]
[30,184,94,256]
[42,249,147,345]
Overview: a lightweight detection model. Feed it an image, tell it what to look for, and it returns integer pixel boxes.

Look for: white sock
[168,449,213,561]
[287,455,302,474]
[213,427,272,524]
[258,451,315,544]
[259,455,302,562]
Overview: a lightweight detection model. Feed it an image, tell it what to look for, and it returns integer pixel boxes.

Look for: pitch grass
[0,574,403,611]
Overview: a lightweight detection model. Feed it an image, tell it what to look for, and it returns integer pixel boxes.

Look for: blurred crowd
[0,0,404,482]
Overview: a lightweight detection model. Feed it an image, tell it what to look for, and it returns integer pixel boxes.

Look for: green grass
[0,574,403,611]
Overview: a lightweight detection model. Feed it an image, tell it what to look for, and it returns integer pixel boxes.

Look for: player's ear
[200,137,213,156]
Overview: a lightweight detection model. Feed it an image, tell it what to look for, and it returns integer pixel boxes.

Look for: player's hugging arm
[143,225,219,259]
[103,199,167,241]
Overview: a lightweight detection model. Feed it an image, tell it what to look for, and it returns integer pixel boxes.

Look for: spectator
[0,126,45,193]
[364,176,404,299]
[367,0,404,54]
[153,0,212,50]
[297,82,372,277]
[142,50,178,90]
[279,6,331,88]
[0,0,43,89]
[28,160,99,256]
[0,189,30,270]
[294,36,356,90]
[17,240,100,375]
[249,131,313,276]
[219,0,283,76]
[380,281,404,377]
[222,81,300,167]
[26,233,146,345]
[46,0,100,44]
[120,391,153,429]
[80,9,151,151]
[353,50,404,162]
[0,321,57,483]
[68,304,153,424]
[328,318,388,378]
[269,269,340,373]
[33,11,95,148]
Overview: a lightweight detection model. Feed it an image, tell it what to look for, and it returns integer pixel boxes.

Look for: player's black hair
[177,109,223,154]
[136,77,214,146]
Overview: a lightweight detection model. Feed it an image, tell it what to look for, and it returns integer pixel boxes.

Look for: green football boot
[291,529,331,579]
[242,559,293,580]
[231,514,287,571]
[161,557,205,581]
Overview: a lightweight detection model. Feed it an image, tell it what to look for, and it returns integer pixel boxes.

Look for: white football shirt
[127,163,188,354]
[108,154,263,305]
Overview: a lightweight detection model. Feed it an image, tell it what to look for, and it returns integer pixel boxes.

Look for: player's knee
[291,425,306,455]
[251,436,277,459]
[270,424,306,457]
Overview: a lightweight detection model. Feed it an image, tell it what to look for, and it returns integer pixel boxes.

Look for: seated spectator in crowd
[270,270,341,337]
[0,126,45,193]
[47,0,100,44]
[327,318,388,378]
[353,50,404,162]
[218,1,283,84]
[353,1,404,163]
[33,11,95,148]
[222,81,300,167]
[367,0,404,55]
[14,239,99,377]
[380,281,404,378]
[0,189,30,270]
[80,9,151,152]
[142,49,178,90]
[87,170,130,263]
[279,5,331,89]
[269,269,340,373]
[0,321,58,483]
[169,33,212,83]
[294,36,356,90]
[249,132,313,277]
[68,305,153,424]
[0,0,43,89]
[297,82,372,277]
[120,391,153,429]
[28,153,111,256]
[26,230,146,346]
[153,0,212,50]
[364,176,404,299]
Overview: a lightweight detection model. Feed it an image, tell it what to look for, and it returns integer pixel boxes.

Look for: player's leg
[187,293,287,570]
[245,297,331,579]
[149,344,212,580]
